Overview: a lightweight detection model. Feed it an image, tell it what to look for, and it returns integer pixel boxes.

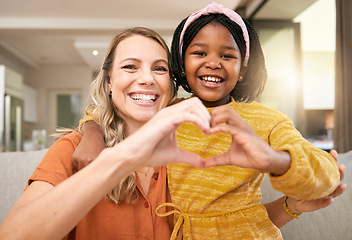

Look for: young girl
[155,2,340,239]
[0,27,212,240]
[73,3,343,239]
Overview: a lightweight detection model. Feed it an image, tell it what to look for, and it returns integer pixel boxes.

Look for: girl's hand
[114,97,211,169]
[286,149,346,214]
[204,105,291,175]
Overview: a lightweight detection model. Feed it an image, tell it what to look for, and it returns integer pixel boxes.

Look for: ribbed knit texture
[164,99,339,239]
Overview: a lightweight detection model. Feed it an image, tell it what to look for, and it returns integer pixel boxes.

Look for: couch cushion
[261,151,352,239]
[0,149,48,222]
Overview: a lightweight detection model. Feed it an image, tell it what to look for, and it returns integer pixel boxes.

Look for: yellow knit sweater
[160,99,339,240]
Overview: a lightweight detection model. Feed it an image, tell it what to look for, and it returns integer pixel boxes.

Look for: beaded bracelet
[282,196,302,219]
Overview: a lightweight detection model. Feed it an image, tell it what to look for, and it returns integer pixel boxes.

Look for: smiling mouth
[200,76,223,84]
[130,93,157,102]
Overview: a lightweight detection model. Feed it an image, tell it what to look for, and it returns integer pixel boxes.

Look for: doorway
[48,89,82,146]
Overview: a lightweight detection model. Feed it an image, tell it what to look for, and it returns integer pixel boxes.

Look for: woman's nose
[137,70,155,86]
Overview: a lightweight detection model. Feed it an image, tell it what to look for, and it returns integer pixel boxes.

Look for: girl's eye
[122,65,137,70]
[221,54,235,59]
[193,51,206,56]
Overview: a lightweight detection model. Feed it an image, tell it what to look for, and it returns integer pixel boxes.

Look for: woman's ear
[238,66,248,81]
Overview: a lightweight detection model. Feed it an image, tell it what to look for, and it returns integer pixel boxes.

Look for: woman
[0,27,211,240]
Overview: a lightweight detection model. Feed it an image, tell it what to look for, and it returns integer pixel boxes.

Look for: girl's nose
[205,57,221,69]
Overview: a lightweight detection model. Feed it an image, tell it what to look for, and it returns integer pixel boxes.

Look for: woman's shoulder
[170,97,187,105]
[52,131,82,151]
[27,131,82,187]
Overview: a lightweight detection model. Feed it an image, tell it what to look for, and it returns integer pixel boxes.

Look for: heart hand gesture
[204,105,291,176]
[114,97,211,169]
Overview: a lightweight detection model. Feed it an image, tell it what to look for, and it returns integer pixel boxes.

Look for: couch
[0,149,351,239]
[261,150,352,240]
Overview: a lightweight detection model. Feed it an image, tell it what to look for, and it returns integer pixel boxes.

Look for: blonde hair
[88,27,176,203]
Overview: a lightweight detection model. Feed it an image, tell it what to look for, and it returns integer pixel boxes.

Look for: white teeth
[130,94,157,102]
[202,76,222,83]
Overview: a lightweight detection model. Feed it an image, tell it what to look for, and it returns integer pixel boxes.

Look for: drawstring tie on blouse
[156,202,241,240]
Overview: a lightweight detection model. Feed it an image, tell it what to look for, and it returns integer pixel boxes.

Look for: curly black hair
[171,14,267,102]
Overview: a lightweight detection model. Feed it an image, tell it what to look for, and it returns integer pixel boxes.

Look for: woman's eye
[122,65,136,70]
[155,66,168,72]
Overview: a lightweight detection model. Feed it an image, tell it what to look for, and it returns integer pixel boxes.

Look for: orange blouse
[27,131,173,240]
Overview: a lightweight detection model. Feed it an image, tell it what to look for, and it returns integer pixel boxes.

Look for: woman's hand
[113,97,211,169]
[204,105,291,175]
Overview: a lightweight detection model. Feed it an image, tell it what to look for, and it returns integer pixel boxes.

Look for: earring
[239,76,243,81]
[181,66,186,77]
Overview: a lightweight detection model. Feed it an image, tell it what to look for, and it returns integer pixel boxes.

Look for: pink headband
[179,2,250,66]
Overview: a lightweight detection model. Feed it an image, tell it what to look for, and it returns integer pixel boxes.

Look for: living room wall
[25,65,92,147]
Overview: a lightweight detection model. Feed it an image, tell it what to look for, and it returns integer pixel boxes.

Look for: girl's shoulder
[231,100,290,121]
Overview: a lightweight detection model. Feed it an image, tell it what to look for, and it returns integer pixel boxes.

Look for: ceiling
[0,0,317,72]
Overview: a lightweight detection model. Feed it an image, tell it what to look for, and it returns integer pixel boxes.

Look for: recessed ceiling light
[92,50,99,56]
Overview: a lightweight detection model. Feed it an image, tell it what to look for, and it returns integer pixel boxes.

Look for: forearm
[270,148,339,199]
[264,196,302,228]
[265,150,345,229]
[73,120,106,171]
[80,120,105,150]
[0,98,210,239]
[80,120,101,134]
[269,121,340,199]
[0,147,135,240]
[266,150,291,176]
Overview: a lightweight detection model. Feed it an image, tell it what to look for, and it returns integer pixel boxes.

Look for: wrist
[99,146,138,179]
[269,150,292,176]
[81,120,101,133]
[111,139,147,171]
[283,196,302,219]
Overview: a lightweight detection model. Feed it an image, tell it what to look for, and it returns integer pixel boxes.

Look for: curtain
[334,0,352,153]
